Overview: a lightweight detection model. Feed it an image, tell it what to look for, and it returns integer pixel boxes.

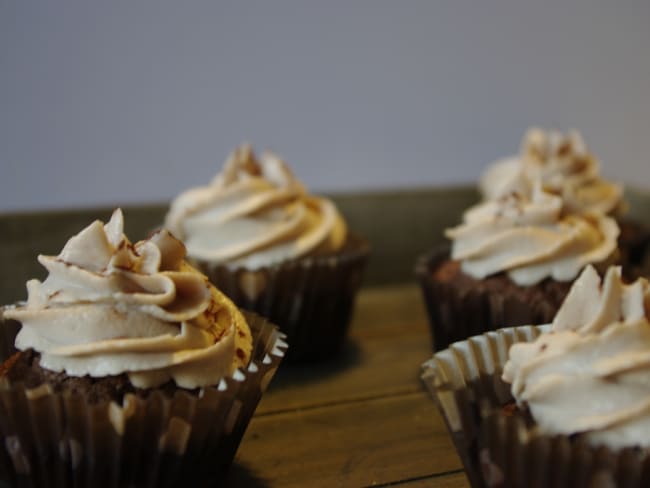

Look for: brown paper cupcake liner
[421,326,650,488]
[415,246,570,352]
[0,315,19,365]
[0,312,287,488]
[618,218,650,268]
[193,233,369,362]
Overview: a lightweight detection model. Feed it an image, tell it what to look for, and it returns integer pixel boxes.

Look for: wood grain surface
[225,284,469,487]
[4,187,649,487]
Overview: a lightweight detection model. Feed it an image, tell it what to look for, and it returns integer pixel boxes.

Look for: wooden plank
[389,471,470,487]
[229,392,462,488]
[348,283,428,332]
[257,284,433,415]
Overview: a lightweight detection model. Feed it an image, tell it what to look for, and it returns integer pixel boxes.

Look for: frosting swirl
[4,209,252,389]
[503,266,650,449]
[446,186,619,286]
[165,144,347,269]
[479,128,625,216]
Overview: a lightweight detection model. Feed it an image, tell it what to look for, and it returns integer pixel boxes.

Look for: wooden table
[4,186,649,487]
[225,284,468,487]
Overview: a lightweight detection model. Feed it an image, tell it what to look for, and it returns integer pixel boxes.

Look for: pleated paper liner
[415,246,572,352]
[618,218,650,268]
[0,315,19,364]
[193,233,370,362]
[0,312,287,488]
[421,325,650,488]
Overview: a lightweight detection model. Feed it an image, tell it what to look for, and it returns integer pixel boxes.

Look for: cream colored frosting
[446,186,620,286]
[4,209,252,389]
[480,128,625,216]
[503,266,650,449]
[165,144,347,268]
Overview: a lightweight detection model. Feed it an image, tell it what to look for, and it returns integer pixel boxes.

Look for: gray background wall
[1,1,649,212]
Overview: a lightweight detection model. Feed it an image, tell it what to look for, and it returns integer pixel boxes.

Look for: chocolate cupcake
[0,209,287,486]
[165,145,369,362]
[422,266,650,488]
[416,186,620,351]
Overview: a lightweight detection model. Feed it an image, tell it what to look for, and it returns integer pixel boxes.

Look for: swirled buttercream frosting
[503,266,650,448]
[165,144,347,269]
[4,209,252,389]
[445,186,619,286]
[479,128,625,215]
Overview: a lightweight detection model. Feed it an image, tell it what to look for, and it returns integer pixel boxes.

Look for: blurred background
[1,0,649,212]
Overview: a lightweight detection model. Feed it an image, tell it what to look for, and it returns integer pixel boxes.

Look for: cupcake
[0,209,287,486]
[422,265,650,487]
[165,145,369,361]
[480,127,648,265]
[416,184,620,351]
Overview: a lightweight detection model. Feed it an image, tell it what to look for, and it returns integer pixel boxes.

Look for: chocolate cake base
[416,248,572,351]
[432,259,571,315]
[0,349,190,404]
